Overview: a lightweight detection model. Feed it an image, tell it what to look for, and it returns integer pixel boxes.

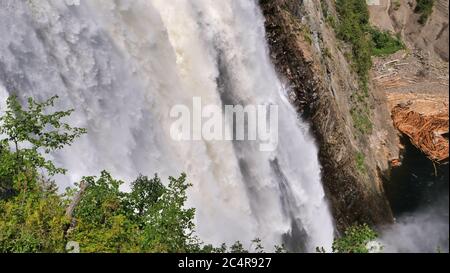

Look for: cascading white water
[0,0,334,251]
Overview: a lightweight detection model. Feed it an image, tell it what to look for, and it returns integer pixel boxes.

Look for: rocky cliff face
[259,0,399,231]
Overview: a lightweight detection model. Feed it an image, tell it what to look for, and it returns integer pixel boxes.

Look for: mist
[380,195,449,253]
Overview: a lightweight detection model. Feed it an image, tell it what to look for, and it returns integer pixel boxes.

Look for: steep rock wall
[259,0,398,231]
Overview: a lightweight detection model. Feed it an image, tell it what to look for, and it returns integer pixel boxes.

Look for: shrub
[332,224,378,253]
[415,0,435,25]
[370,28,405,56]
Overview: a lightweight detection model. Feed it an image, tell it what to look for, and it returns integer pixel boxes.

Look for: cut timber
[392,105,449,163]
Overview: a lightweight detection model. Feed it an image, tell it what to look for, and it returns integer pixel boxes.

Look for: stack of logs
[392,104,449,163]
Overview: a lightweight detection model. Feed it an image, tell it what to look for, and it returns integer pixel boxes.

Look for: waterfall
[0,0,334,251]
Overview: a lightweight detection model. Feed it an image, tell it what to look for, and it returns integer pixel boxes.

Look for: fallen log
[65,181,88,235]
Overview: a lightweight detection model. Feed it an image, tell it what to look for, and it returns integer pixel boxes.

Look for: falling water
[0,0,334,251]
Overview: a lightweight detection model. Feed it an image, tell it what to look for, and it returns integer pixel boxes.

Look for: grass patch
[335,0,372,86]
[334,0,373,134]
[351,108,373,135]
[415,0,435,25]
[355,152,367,173]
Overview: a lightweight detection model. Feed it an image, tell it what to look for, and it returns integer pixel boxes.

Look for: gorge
[0,0,448,253]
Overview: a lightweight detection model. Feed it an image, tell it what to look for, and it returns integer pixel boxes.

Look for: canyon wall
[260,0,400,231]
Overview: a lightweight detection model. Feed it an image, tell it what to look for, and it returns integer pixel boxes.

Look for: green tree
[68,172,200,253]
[0,171,68,253]
[140,173,198,252]
[0,94,86,252]
[0,95,86,196]
[125,174,165,226]
[67,171,141,253]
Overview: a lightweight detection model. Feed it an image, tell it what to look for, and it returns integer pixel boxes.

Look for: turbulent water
[0,0,334,251]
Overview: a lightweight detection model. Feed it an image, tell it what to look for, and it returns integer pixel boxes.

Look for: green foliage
[334,1,405,135]
[370,28,405,56]
[68,172,199,253]
[0,95,86,182]
[351,107,373,135]
[0,172,68,253]
[138,173,198,252]
[201,239,285,254]
[0,95,85,252]
[0,148,17,199]
[355,152,366,173]
[0,95,85,200]
[67,171,139,253]
[127,175,165,221]
[335,0,372,85]
[0,167,203,253]
[334,0,373,134]
[332,224,378,253]
[415,0,435,25]
[335,0,405,75]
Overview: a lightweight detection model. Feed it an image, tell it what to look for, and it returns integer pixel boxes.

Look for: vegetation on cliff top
[335,0,372,86]
[330,0,404,135]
